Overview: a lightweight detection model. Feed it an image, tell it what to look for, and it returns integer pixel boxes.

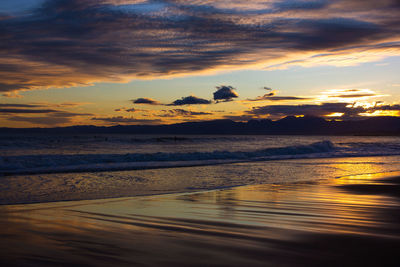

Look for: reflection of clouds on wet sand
[1,170,400,266]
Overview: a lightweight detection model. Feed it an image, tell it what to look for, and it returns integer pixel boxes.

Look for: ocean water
[1,134,400,204]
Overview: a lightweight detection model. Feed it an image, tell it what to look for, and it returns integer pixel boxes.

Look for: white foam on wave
[1,141,334,175]
[2,140,400,176]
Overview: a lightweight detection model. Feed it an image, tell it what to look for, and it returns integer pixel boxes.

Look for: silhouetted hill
[1,116,400,135]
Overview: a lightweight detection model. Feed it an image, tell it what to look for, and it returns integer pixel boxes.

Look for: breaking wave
[1,141,335,175]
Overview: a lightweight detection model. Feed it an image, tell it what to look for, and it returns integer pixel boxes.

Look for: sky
[0,0,399,127]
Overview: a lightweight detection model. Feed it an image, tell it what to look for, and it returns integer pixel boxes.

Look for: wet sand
[1,172,400,266]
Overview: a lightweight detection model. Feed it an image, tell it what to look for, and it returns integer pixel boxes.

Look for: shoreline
[1,154,400,206]
[1,171,400,266]
[2,169,400,207]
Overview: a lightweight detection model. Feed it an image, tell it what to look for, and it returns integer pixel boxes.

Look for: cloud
[374,104,400,111]
[3,110,92,126]
[246,102,400,119]
[7,116,73,126]
[0,103,45,108]
[1,0,398,95]
[321,89,385,100]
[247,103,365,118]
[0,108,60,114]
[246,89,311,102]
[115,107,140,112]
[213,86,239,102]
[91,116,161,124]
[266,96,312,101]
[0,106,91,116]
[158,109,212,117]
[132,98,161,105]
[52,102,90,107]
[1,104,92,126]
[168,95,212,106]
[334,94,377,98]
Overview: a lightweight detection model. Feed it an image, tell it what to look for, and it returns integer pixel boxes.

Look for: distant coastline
[1,116,400,136]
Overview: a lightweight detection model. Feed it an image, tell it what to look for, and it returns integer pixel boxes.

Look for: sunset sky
[0,0,399,127]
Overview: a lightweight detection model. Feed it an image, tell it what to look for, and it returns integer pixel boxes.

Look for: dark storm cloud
[132,98,161,105]
[168,96,212,106]
[213,86,239,102]
[0,0,399,94]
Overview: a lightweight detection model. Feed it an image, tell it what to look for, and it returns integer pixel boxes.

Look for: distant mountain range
[1,116,400,135]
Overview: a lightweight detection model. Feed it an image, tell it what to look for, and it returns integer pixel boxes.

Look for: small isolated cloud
[246,89,311,102]
[264,96,312,101]
[169,95,212,106]
[52,102,90,108]
[213,86,239,102]
[322,89,384,100]
[334,93,377,98]
[115,107,139,112]
[91,116,161,124]
[132,98,161,105]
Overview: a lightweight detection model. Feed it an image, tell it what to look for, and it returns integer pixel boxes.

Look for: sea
[1,134,400,204]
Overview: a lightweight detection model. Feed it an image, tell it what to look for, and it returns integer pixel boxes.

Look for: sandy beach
[1,170,399,266]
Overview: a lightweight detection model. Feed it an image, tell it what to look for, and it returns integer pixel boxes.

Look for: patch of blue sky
[109,2,167,14]
[0,0,45,15]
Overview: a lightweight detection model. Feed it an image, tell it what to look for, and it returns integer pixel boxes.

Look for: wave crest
[0,141,335,175]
